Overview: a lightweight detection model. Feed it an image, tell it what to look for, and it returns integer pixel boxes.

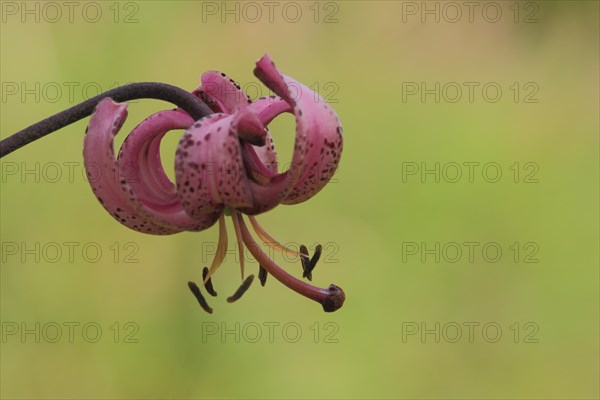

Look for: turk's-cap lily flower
[83,54,344,312]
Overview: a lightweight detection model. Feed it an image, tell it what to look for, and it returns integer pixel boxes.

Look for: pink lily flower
[83,54,344,312]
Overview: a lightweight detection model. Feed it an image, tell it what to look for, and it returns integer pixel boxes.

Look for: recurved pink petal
[193,71,252,114]
[118,109,220,232]
[248,96,291,173]
[83,98,182,235]
[119,109,192,207]
[175,107,266,218]
[228,96,294,215]
[254,54,343,205]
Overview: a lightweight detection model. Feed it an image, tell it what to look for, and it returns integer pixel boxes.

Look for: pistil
[239,216,345,312]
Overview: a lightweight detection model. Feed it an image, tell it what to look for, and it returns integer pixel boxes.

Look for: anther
[258,265,268,286]
[305,244,322,281]
[202,267,218,297]
[227,275,255,303]
[300,245,310,278]
[187,281,213,314]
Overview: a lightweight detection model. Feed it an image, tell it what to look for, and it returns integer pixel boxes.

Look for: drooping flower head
[83,54,344,312]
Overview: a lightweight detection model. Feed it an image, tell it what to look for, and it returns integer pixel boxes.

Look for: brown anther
[227,275,255,303]
[202,267,218,297]
[300,245,310,278]
[305,244,322,281]
[187,281,213,314]
[258,265,268,286]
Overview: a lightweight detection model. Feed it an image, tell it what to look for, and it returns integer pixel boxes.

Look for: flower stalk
[0,82,212,158]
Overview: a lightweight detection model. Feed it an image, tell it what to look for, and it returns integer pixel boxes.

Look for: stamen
[258,265,268,286]
[202,267,218,297]
[305,244,322,281]
[227,275,255,303]
[309,244,323,268]
[230,210,246,280]
[300,245,310,279]
[239,216,345,312]
[203,215,228,284]
[248,215,301,258]
[187,281,213,314]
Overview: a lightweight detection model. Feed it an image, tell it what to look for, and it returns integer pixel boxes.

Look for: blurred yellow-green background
[1,1,598,399]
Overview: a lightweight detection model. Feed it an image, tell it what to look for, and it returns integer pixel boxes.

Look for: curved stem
[239,216,345,312]
[0,82,213,158]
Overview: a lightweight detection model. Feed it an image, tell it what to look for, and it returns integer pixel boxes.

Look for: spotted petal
[194,71,252,113]
[236,54,344,215]
[253,54,344,205]
[83,99,182,234]
[195,70,280,178]
[118,108,220,231]
[248,96,289,174]
[174,107,267,218]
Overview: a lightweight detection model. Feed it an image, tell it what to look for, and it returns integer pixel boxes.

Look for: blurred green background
[1,1,598,399]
